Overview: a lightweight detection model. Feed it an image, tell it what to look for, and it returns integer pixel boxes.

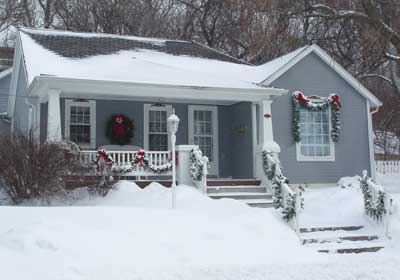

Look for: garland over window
[292,91,341,142]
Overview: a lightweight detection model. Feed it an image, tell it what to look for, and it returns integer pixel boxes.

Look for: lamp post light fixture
[168,108,180,209]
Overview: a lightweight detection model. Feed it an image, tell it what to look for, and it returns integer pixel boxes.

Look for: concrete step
[318,246,384,254]
[207,186,267,194]
[300,225,364,233]
[301,235,379,245]
[241,199,275,208]
[208,192,272,200]
[207,179,261,186]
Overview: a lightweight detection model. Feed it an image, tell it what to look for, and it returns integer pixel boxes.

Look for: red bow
[295,92,309,104]
[135,150,146,167]
[330,95,341,108]
[97,149,113,164]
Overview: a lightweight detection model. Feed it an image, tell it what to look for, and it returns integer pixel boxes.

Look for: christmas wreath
[106,114,134,145]
[292,91,341,143]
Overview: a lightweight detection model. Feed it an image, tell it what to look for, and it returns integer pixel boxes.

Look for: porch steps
[206,180,274,208]
[299,225,385,254]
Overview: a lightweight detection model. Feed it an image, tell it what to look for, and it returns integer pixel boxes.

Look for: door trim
[188,105,219,176]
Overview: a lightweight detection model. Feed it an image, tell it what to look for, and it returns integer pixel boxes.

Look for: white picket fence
[376,160,400,174]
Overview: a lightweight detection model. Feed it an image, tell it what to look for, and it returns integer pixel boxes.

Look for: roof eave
[27,76,288,103]
[260,44,382,109]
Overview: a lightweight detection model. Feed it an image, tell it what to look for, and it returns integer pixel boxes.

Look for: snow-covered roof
[17,28,382,107]
[19,28,266,90]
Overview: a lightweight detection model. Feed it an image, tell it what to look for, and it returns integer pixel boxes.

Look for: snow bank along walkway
[1,181,399,280]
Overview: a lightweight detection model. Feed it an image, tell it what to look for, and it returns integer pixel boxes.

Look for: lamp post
[168,108,180,209]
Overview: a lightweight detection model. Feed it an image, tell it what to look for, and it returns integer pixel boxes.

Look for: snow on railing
[376,160,400,174]
[262,150,303,233]
[80,150,172,178]
[359,170,392,238]
[189,147,209,194]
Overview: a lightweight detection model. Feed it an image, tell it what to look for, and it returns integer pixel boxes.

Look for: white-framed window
[296,107,335,161]
[65,99,96,149]
[144,104,172,151]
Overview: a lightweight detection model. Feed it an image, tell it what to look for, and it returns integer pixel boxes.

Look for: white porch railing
[80,150,172,177]
[376,160,400,174]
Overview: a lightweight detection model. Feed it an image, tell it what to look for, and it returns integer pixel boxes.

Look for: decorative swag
[292,91,341,143]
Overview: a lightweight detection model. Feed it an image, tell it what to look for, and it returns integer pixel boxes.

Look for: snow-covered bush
[0,134,82,204]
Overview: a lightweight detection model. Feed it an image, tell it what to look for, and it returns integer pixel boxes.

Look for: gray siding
[13,60,29,134]
[270,52,371,184]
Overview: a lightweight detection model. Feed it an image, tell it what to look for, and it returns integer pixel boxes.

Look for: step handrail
[359,170,392,238]
[262,149,303,233]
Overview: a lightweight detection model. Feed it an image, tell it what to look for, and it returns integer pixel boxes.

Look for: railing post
[294,186,301,234]
[202,158,208,194]
[384,194,391,239]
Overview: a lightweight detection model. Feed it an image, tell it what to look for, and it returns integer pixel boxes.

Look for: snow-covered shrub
[0,134,82,204]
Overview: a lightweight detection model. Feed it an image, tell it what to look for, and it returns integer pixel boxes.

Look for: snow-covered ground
[0,180,400,279]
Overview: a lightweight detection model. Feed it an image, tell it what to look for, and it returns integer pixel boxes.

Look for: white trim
[26,76,288,104]
[296,106,335,162]
[143,104,172,151]
[65,99,96,149]
[8,32,24,120]
[261,44,382,108]
[367,100,377,179]
[0,67,12,80]
[188,105,219,176]
[251,103,257,178]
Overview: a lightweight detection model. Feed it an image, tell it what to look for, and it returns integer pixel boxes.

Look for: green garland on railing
[189,148,208,181]
[262,150,303,222]
[359,176,386,221]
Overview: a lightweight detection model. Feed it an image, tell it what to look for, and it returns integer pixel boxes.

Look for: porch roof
[27,76,288,105]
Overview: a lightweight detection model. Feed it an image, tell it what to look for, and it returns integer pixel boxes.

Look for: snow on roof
[20,28,272,90]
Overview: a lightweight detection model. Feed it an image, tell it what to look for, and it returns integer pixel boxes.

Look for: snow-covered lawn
[0,180,400,279]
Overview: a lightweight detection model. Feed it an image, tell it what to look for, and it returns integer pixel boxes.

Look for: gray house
[8,28,381,186]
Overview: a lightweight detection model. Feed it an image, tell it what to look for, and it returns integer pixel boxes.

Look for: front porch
[29,77,286,181]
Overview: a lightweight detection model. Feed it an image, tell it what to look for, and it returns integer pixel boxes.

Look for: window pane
[299,107,332,158]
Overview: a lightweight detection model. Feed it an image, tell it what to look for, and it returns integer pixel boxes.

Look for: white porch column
[47,89,62,142]
[176,145,198,186]
[260,99,280,153]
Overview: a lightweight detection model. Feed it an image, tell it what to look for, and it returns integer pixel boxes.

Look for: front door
[188,105,219,176]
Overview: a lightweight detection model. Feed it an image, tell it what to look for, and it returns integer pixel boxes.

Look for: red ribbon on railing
[97,149,113,165]
[135,150,146,167]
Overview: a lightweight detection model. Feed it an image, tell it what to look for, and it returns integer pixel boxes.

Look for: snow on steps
[299,225,384,254]
[206,180,273,208]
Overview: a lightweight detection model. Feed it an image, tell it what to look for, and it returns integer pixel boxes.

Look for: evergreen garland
[189,148,208,181]
[262,150,304,220]
[359,176,386,221]
[292,92,341,143]
[118,150,172,174]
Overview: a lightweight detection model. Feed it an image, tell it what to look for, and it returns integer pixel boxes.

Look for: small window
[144,104,172,151]
[65,99,96,149]
[297,108,334,161]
